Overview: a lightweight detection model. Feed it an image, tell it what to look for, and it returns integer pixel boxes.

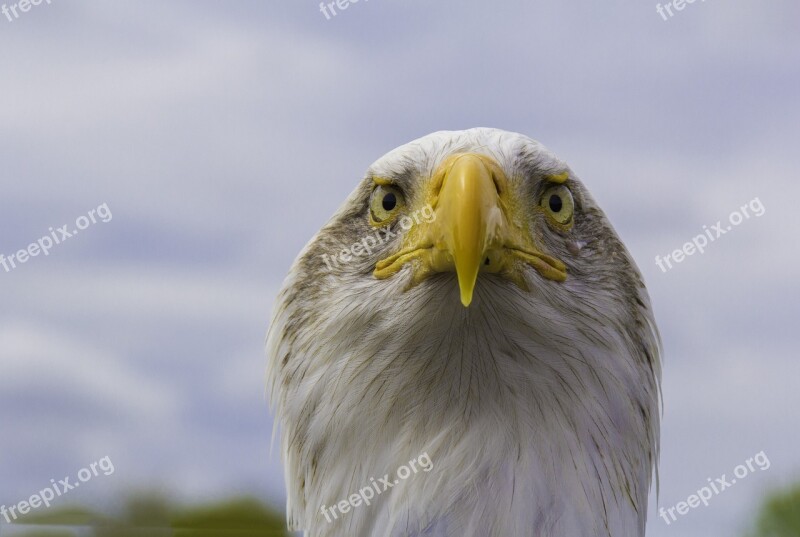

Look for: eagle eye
[370,185,405,224]
[540,185,574,227]
[382,192,397,211]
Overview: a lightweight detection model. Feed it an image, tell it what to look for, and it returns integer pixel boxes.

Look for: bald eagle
[267,128,661,537]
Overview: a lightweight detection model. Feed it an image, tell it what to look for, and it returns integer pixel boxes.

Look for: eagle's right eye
[370,185,405,224]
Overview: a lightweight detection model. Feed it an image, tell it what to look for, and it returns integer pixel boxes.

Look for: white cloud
[0,322,178,418]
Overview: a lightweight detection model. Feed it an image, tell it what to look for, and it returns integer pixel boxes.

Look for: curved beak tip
[460,293,473,307]
[457,273,478,307]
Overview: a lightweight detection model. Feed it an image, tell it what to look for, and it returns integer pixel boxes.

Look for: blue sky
[0,1,798,535]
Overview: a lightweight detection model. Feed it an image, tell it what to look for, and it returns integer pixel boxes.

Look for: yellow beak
[430,154,505,306]
[373,153,567,307]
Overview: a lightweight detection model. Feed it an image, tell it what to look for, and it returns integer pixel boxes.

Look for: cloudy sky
[0,1,798,536]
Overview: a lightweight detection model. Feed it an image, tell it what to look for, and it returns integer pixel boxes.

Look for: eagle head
[267,128,661,537]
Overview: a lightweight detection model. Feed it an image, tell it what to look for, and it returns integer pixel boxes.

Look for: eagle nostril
[491,174,503,196]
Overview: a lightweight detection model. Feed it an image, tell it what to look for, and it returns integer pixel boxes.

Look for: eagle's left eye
[370,185,405,224]
[540,185,575,227]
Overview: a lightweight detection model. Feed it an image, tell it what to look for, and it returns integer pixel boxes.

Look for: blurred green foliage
[8,484,800,536]
[8,495,290,537]
[748,483,800,537]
